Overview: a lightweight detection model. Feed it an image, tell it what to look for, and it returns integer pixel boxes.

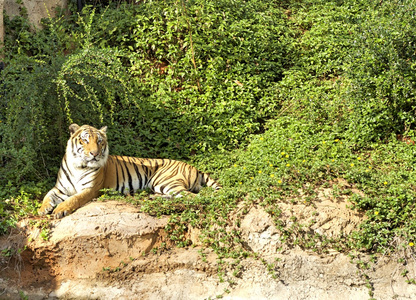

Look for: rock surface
[1,197,416,300]
[5,0,68,29]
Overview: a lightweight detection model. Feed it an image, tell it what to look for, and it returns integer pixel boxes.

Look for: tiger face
[68,124,109,168]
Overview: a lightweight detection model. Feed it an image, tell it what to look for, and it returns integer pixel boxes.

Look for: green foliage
[0,189,41,235]
[275,0,416,145]
[0,56,66,185]
[274,0,359,126]
[338,0,416,144]
[88,0,296,154]
[3,2,71,57]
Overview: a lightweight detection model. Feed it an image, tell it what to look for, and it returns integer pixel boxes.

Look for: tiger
[38,124,221,218]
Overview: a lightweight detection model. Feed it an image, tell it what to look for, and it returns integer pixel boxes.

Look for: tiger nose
[90,150,99,157]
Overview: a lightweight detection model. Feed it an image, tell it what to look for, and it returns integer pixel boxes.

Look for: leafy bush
[343,0,416,144]
[0,56,65,185]
[275,0,416,145]
[272,0,360,126]
[90,0,297,153]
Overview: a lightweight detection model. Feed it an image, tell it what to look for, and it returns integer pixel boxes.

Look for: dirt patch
[1,195,415,299]
[235,180,366,255]
[278,182,366,237]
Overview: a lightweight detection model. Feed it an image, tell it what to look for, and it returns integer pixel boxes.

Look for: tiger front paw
[38,201,55,216]
[51,202,73,219]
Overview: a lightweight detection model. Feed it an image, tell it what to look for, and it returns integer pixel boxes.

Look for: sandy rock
[0,199,415,300]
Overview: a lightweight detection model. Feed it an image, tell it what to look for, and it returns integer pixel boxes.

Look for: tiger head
[67,124,109,168]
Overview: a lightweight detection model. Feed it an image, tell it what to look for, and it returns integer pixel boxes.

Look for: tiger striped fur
[38,124,221,218]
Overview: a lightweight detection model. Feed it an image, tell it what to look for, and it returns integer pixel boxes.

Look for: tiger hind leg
[149,190,194,199]
[151,184,195,199]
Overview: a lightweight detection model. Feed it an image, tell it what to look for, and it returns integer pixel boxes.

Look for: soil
[1,185,416,300]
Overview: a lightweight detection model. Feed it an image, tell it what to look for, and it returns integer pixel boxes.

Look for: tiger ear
[69,124,80,136]
[100,126,108,134]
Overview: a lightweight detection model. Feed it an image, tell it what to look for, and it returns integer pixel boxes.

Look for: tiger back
[38,124,221,218]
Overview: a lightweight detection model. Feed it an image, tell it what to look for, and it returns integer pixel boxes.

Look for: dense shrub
[275,0,416,145]
[344,0,416,144]
[0,56,65,188]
